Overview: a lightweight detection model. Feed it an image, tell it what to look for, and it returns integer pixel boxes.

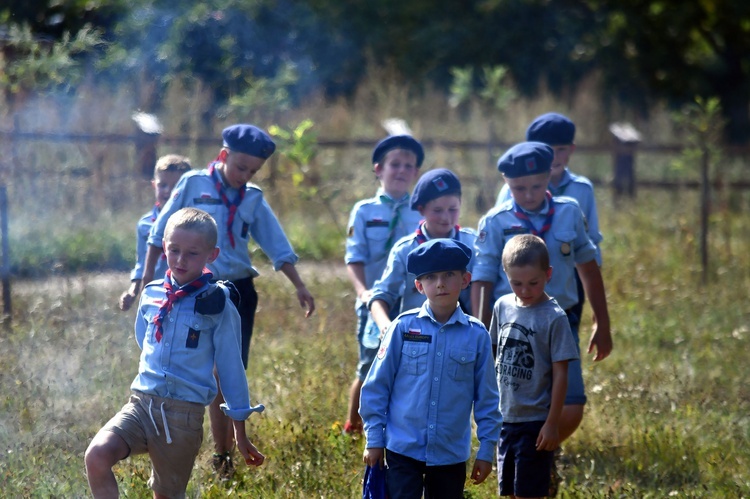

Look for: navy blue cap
[526,112,576,145]
[497,141,554,178]
[372,135,424,167]
[410,168,461,209]
[222,124,276,159]
[407,238,472,278]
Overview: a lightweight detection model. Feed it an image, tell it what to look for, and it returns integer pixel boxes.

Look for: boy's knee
[85,432,128,472]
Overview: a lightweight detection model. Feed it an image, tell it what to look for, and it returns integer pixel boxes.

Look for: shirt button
[429,425,434,429]
[169,317,174,323]
[165,343,170,347]
[434,377,438,382]
[461,356,466,361]
[431,401,436,406]
[412,350,417,355]
[437,352,442,357]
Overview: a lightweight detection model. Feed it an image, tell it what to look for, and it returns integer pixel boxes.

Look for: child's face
[504,263,551,307]
[418,194,461,238]
[504,172,551,212]
[152,171,184,207]
[550,144,575,183]
[415,270,470,313]
[220,151,266,189]
[163,227,219,285]
[374,148,420,198]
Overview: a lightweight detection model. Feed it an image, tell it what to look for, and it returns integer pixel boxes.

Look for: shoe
[213,452,235,481]
[549,447,562,497]
[343,420,363,435]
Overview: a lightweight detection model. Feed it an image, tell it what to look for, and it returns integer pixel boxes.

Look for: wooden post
[132,112,163,180]
[609,122,642,199]
[0,185,11,323]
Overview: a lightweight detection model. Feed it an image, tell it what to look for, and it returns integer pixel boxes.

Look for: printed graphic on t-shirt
[497,323,535,391]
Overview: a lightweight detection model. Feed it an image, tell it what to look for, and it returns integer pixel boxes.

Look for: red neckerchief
[512,191,555,238]
[414,220,461,245]
[153,268,213,342]
[208,161,245,248]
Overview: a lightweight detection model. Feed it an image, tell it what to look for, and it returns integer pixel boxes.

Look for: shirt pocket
[550,230,576,261]
[448,348,476,381]
[365,225,391,262]
[180,316,213,349]
[141,308,160,342]
[401,342,429,376]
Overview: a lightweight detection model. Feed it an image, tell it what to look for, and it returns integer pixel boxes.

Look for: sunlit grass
[1,188,749,497]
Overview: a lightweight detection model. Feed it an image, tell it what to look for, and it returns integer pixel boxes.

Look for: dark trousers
[569,268,586,322]
[385,450,466,499]
[230,276,258,369]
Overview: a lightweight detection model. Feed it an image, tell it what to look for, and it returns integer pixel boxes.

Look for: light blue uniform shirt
[369,225,476,314]
[130,209,167,281]
[132,279,264,420]
[345,189,423,308]
[473,196,596,310]
[496,167,602,264]
[360,303,501,465]
[149,169,298,281]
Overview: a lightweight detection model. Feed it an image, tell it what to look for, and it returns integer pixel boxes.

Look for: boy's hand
[296,286,316,318]
[470,459,492,485]
[363,447,384,468]
[536,422,561,452]
[587,321,613,361]
[237,437,265,467]
[359,289,373,304]
[119,292,136,311]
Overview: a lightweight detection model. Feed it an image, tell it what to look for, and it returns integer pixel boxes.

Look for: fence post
[0,185,10,324]
[609,122,642,199]
[132,112,163,180]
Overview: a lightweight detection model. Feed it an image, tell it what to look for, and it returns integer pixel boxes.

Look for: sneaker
[212,452,235,481]
[343,420,363,435]
[549,447,562,497]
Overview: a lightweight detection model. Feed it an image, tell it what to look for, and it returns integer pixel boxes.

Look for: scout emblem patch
[432,176,448,192]
[525,157,537,172]
[560,242,571,256]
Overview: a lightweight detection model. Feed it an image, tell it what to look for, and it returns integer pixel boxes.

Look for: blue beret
[526,112,576,145]
[372,135,424,167]
[407,238,472,278]
[410,168,461,209]
[497,142,554,178]
[222,124,276,159]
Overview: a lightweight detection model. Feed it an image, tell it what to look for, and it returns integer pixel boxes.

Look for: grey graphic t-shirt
[488,294,579,422]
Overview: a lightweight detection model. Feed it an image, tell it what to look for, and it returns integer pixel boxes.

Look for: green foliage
[0,23,106,94]
[449,65,517,113]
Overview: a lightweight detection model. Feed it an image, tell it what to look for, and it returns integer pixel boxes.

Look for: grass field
[1,187,749,498]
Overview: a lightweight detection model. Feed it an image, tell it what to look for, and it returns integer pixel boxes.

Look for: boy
[343,134,424,435]
[496,112,603,321]
[490,234,579,498]
[360,239,501,499]
[141,124,315,478]
[119,154,192,311]
[369,168,476,333]
[85,208,265,498]
[471,141,612,482]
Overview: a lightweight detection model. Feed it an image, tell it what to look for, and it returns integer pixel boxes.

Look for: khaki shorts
[102,391,205,498]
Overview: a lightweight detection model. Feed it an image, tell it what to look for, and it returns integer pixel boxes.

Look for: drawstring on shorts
[147,398,173,444]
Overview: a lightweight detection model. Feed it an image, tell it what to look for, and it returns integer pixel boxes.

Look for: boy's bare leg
[559,404,584,443]
[84,430,130,498]
[209,388,235,455]
[346,378,364,432]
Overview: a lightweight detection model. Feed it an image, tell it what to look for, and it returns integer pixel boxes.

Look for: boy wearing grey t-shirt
[489,234,579,498]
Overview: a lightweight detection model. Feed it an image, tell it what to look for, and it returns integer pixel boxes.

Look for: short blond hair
[164,208,218,249]
[502,234,550,271]
[154,154,191,176]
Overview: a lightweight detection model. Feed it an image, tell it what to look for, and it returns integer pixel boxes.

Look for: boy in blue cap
[85,208,265,498]
[361,239,501,499]
[344,134,424,435]
[368,168,476,335]
[141,124,315,479]
[119,154,192,311]
[496,112,603,323]
[490,234,579,498]
[472,141,612,494]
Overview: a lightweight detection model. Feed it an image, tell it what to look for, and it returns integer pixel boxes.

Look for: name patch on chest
[503,227,530,236]
[366,220,390,228]
[402,333,432,343]
[186,328,201,348]
[193,197,222,205]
